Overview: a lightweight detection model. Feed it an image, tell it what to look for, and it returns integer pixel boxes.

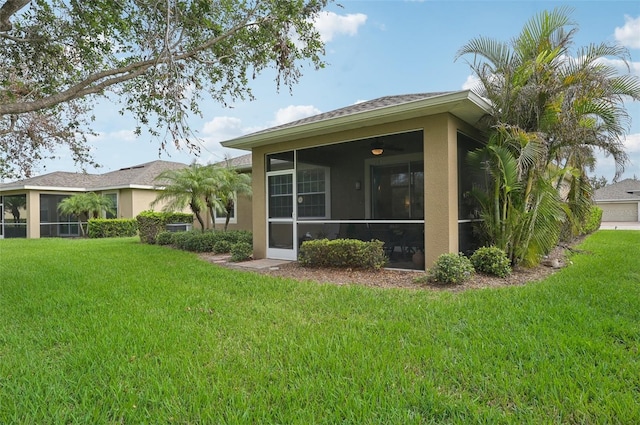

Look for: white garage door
[601,202,639,222]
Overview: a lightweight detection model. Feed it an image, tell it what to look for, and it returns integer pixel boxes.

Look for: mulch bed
[200,242,578,292]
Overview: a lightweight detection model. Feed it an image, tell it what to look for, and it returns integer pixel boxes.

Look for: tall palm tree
[151,163,210,231]
[456,7,640,264]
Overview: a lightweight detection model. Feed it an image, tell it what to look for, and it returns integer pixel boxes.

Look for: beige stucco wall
[252,153,267,259]
[219,194,253,231]
[26,191,40,238]
[250,112,483,267]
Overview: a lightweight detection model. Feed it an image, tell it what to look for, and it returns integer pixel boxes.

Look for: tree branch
[0,0,31,32]
[0,114,17,135]
[0,14,267,116]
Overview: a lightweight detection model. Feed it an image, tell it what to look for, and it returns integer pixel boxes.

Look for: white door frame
[266,169,297,260]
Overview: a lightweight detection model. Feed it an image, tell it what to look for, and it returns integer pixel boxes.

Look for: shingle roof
[246,92,454,137]
[594,179,640,201]
[0,171,103,190]
[0,156,254,192]
[98,160,188,188]
[213,153,252,171]
[0,160,188,191]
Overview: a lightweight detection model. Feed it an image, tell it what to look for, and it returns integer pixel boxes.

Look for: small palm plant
[57,192,114,237]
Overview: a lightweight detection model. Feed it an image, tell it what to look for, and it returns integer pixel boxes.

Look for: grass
[0,231,639,423]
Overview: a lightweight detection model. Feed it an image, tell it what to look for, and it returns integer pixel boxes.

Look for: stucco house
[594,179,640,222]
[0,156,253,238]
[221,90,492,270]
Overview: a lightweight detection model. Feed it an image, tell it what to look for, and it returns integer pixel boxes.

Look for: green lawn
[0,231,639,424]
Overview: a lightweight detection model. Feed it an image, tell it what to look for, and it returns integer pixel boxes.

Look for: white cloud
[315,11,367,43]
[595,57,640,76]
[198,116,247,162]
[201,116,243,138]
[273,105,321,126]
[625,133,640,153]
[615,15,640,49]
[461,74,480,91]
[88,129,137,144]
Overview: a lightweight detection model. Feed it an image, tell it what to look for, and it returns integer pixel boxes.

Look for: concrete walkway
[233,258,292,270]
[600,221,640,230]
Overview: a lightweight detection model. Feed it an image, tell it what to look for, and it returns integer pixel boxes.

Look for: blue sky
[40,0,640,182]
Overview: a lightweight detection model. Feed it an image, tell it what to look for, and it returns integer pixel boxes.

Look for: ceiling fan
[370,138,403,156]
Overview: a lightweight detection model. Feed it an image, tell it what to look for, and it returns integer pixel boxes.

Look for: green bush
[156,231,174,246]
[214,230,253,245]
[136,211,193,244]
[171,230,216,252]
[298,239,387,270]
[213,240,232,254]
[470,246,512,277]
[428,252,474,284]
[230,242,253,262]
[582,205,603,235]
[87,218,138,238]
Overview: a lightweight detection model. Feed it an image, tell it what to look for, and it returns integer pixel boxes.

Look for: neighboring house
[221,90,492,269]
[594,179,640,222]
[0,157,253,238]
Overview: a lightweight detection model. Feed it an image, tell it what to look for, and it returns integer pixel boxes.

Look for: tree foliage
[457,7,640,265]
[151,162,212,231]
[57,192,115,237]
[0,0,330,178]
[150,162,250,232]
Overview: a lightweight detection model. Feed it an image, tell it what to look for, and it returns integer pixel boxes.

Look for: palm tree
[456,7,640,265]
[57,192,114,237]
[84,192,115,219]
[151,163,210,231]
[214,166,252,231]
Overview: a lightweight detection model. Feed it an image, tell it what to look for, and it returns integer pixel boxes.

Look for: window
[297,166,330,219]
[39,194,80,237]
[1,195,27,238]
[213,196,237,225]
[104,192,118,218]
[268,174,294,218]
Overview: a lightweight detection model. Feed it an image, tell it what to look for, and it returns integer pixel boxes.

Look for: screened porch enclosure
[265,129,483,269]
[266,130,427,269]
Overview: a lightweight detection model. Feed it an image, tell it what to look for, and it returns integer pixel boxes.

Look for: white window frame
[296,163,331,220]
[213,193,238,225]
[102,192,119,218]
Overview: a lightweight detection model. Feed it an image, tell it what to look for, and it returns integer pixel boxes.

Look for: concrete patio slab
[231,258,292,270]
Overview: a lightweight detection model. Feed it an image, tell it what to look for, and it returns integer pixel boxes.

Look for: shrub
[428,252,474,284]
[582,205,603,235]
[171,230,216,252]
[88,218,138,238]
[136,211,193,244]
[470,246,512,277]
[213,230,253,245]
[298,239,387,270]
[156,231,174,246]
[230,242,253,262]
[213,240,232,254]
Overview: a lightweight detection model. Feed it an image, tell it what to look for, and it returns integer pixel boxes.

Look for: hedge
[298,239,387,270]
[88,218,138,238]
[582,205,603,235]
[136,211,194,244]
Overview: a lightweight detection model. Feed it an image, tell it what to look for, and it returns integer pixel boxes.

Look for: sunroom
[222,91,492,270]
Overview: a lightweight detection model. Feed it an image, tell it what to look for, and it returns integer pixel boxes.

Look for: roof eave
[0,185,88,192]
[221,90,492,150]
